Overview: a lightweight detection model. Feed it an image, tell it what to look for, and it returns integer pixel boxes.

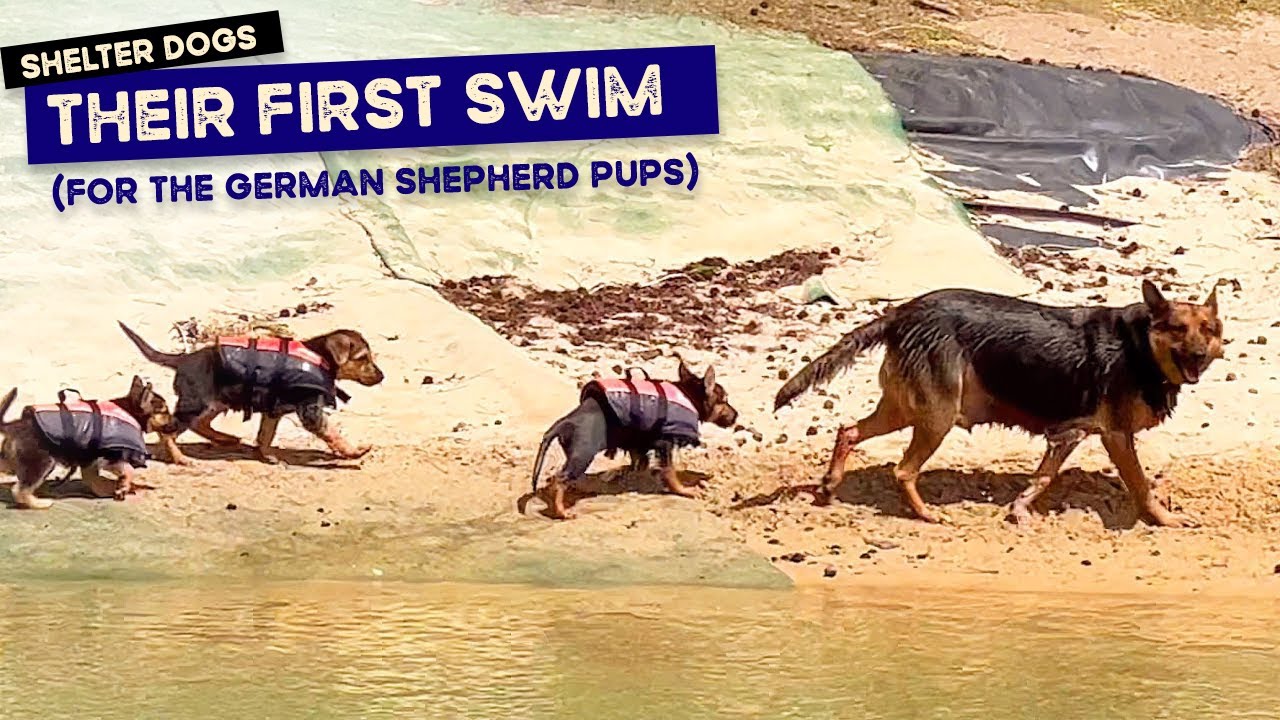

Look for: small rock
[859,551,873,560]
[1225,373,1237,381]
[225,503,237,511]
[1081,559,1092,566]
[296,303,309,315]
[780,552,805,563]
[777,368,789,380]
[422,375,435,385]
[279,308,292,318]
[823,566,838,578]
[320,520,332,528]
[806,426,819,436]
[823,399,835,410]
[1130,188,1143,198]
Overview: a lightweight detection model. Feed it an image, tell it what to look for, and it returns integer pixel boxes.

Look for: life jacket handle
[624,367,652,381]
[56,388,84,405]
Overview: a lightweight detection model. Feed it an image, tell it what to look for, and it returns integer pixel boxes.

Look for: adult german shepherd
[774,280,1224,526]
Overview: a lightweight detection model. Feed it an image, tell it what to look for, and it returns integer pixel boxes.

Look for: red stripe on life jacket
[593,379,698,414]
[28,400,142,429]
[217,336,329,368]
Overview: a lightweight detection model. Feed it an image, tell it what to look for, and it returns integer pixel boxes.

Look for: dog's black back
[888,289,1175,426]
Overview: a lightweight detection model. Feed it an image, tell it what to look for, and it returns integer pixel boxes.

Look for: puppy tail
[774,315,890,411]
[0,387,15,424]
[118,322,185,368]
[530,418,570,494]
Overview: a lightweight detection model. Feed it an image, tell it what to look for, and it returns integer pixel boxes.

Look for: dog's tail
[530,418,572,494]
[0,387,16,425]
[774,315,891,411]
[118,322,185,368]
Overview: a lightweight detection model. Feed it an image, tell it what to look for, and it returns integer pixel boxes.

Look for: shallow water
[1,580,1277,719]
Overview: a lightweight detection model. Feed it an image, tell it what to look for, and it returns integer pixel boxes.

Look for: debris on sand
[435,249,838,351]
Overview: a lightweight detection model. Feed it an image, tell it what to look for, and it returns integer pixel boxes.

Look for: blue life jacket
[28,393,148,468]
[581,375,701,447]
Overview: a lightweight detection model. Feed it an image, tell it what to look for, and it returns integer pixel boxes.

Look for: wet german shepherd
[774,280,1224,527]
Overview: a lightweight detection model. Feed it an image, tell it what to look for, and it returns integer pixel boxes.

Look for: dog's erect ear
[322,333,355,367]
[677,359,699,386]
[1142,279,1169,318]
[703,365,716,390]
[130,375,155,403]
[1204,283,1219,314]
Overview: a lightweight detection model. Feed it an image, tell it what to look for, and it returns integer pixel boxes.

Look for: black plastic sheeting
[855,52,1272,207]
[978,224,1100,250]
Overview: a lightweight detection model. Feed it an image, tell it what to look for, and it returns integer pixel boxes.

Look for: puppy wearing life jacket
[530,360,739,520]
[0,377,176,509]
[117,323,385,466]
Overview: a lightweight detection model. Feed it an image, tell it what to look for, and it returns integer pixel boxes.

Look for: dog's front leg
[656,444,697,498]
[298,404,370,460]
[1100,431,1195,528]
[160,432,192,466]
[100,461,143,501]
[255,415,283,465]
[81,462,117,499]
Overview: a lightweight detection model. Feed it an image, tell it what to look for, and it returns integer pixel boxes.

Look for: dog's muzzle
[1177,352,1211,384]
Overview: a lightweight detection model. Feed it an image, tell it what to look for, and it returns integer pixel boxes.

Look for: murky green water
[0,580,1276,719]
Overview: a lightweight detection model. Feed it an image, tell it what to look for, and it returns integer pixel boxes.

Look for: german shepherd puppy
[529,361,739,520]
[0,377,176,508]
[775,280,1223,526]
[118,323,385,465]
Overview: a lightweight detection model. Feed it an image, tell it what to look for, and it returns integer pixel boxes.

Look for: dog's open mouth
[1177,357,1206,384]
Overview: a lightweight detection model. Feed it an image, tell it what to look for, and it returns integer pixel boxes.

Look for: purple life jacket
[28,392,148,468]
[215,336,348,420]
[581,374,701,446]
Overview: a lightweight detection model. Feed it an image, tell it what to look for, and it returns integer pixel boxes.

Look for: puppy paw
[169,454,194,467]
[16,496,53,510]
[255,450,283,465]
[339,445,372,460]
[1005,505,1034,525]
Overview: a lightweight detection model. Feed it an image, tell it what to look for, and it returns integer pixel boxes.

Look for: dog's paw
[169,454,194,467]
[16,496,53,510]
[255,450,283,465]
[1005,504,1034,526]
[340,445,372,460]
[1150,509,1199,529]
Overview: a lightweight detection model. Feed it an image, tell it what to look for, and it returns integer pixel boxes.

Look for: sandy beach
[4,0,1280,597]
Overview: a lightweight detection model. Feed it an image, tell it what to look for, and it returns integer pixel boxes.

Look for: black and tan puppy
[775,280,1223,527]
[118,323,385,465]
[530,361,739,519]
[0,377,176,508]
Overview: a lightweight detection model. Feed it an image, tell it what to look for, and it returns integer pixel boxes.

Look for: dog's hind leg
[821,394,909,502]
[544,408,608,520]
[191,403,239,447]
[1008,428,1085,524]
[12,455,55,510]
[894,420,950,523]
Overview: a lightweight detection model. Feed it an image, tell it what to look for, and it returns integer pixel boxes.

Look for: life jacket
[27,390,149,468]
[581,370,701,446]
[215,336,350,420]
